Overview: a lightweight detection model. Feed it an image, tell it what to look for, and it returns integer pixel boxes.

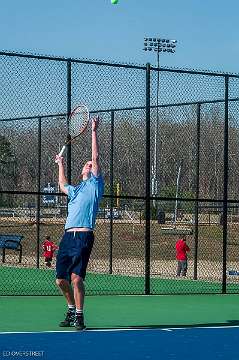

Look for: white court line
[0,329,145,334]
[1,325,239,334]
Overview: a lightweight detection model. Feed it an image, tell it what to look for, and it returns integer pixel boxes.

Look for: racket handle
[55,145,66,163]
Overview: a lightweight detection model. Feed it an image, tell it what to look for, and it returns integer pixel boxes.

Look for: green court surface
[1,266,239,333]
[1,266,238,295]
[1,294,239,332]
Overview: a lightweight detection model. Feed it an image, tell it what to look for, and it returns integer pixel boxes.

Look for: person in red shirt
[175,236,190,276]
[42,235,58,267]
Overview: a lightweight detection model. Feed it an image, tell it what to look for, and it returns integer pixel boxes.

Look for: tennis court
[1,46,239,360]
[1,294,239,359]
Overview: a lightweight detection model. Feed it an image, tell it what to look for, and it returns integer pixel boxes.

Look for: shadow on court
[87,319,239,330]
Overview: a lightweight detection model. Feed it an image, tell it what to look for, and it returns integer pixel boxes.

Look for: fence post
[222,75,229,294]
[109,110,115,274]
[36,117,42,268]
[193,103,201,280]
[67,59,72,185]
[145,63,151,295]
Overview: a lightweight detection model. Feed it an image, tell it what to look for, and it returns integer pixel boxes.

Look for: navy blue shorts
[56,231,94,281]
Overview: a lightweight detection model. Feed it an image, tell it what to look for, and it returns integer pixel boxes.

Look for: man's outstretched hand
[55,155,64,164]
[92,115,99,132]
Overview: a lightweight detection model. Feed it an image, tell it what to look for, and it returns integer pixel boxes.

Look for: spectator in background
[175,236,190,277]
[42,235,58,267]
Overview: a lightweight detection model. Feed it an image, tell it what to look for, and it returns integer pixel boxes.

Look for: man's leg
[45,257,52,267]
[56,278,76,327]
[71,273,85,309]
[56,278,75,304]
[71,273,85,330]
[181,260,188,276]
[176,261,182,276]
[69,231,94,330]
[55,232,76,327]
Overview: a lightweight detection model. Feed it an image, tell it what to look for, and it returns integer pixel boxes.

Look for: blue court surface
[0,326,239,360]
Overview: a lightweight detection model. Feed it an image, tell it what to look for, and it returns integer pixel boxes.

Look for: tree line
[0,105,239,208]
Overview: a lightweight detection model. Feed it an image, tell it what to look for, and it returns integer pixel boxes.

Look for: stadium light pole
[143,37,177,207]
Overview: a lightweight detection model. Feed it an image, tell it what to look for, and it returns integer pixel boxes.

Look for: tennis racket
[55,104,89,162]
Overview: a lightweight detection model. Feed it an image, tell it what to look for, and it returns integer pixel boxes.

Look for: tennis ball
[111,0,118,4]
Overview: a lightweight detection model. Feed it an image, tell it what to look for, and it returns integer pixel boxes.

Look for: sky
[0,0,239,74]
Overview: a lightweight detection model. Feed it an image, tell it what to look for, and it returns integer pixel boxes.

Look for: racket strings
[69,107,89,138]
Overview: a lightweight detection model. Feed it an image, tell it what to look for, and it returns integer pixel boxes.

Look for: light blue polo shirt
[64,174,104,230]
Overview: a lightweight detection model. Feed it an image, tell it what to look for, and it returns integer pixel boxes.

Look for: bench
[0,210,15,217]
[0,235,24,263]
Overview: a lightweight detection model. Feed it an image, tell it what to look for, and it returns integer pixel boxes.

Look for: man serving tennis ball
[55,116,104,330]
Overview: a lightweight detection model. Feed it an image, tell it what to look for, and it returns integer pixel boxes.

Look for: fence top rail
[151,65,239,78]
[0,50,146,70]
[1,50,239,78]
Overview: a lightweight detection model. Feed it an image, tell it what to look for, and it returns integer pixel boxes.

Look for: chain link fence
[0,51,239,295]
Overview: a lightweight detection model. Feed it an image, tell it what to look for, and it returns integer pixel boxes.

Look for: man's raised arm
[91,116,100,177]
[55,155,69,194]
